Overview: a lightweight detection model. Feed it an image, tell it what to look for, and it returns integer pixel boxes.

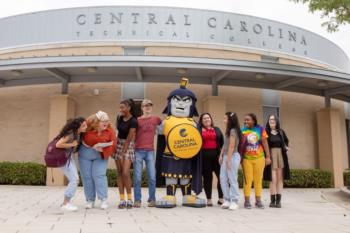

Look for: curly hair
[58,117,86,140]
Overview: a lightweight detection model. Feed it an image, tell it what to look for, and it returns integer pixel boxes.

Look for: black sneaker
[256,201,265,209]
[244,201,252,209]
[126,200,133,209]
[118,200,126,209]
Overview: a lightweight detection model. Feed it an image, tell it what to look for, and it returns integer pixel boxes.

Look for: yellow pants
[242,157,265,197]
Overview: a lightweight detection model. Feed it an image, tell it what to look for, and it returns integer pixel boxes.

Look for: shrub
[237,169,332,188]
[284,169,332,188]
[0,162,46,185]
[344,170,350,187]
[0,162,340,188]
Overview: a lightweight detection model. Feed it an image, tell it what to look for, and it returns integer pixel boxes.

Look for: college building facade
[0,6,349,187]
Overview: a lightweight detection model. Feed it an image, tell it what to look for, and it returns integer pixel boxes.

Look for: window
[123,47,145,56]
[122,83,145,118]
[262,89,280,126]
[122,82,145,100]
[263,106,280,126]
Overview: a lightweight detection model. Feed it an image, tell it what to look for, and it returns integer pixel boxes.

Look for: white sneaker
[229,202,239,210]
[85,201,94,209]
[61,203,78,212]
[221,201,231,209]
[100,200,108,210]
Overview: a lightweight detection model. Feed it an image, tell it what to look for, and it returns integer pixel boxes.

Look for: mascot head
[162,78,199,118]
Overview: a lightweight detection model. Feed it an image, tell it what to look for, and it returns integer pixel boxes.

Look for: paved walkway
[0,186,349,233]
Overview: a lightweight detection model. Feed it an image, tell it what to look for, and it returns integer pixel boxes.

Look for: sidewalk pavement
[0,186,349,233]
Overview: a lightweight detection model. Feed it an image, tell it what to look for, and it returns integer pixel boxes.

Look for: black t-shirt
[117,116,138,139]
[269,133,282,148]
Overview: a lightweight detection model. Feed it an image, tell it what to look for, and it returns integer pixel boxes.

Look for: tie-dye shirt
[241,126,268,159]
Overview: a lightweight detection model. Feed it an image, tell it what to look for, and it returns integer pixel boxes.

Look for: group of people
[55,98,290,212]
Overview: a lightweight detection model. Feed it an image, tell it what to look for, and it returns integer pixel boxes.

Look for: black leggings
[202,149,223,199]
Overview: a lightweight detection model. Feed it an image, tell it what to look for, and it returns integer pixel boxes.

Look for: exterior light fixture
[176,68,187,75]
[255,73,265,79]
[11,70,23,76]
[87,67,98,73]
[317,80,328,87]
[93,89,100,96]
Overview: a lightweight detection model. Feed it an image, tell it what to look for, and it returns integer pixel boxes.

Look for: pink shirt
[135,116,161,150]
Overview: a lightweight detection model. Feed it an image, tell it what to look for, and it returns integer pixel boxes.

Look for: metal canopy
[0,55,350,103]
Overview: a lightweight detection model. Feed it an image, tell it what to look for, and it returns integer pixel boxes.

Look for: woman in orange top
[78,111,117,210]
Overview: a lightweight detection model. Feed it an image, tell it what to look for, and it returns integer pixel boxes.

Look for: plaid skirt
[113,139,135,160]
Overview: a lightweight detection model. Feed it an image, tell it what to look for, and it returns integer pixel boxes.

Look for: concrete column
[202,96,227,131]
[316,108,346,188]
[46,95,76,186]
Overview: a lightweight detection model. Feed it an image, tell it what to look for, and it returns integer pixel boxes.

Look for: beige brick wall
[0,83,348,170]
[0,42,333,70]
[280,92,348,169]
[0,46,124,60]
[0,85,58,163]
[146,47,261,61]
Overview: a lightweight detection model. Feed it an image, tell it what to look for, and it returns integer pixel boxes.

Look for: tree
[289,0,350,32]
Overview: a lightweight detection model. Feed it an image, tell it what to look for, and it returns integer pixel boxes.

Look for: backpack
[44,137,71,168]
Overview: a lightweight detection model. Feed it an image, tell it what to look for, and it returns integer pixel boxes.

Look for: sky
[0,0,349,61]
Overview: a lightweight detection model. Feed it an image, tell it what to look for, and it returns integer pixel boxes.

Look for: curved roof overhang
[0,55,350,103]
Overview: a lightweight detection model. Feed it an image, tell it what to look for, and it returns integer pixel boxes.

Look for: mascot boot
[181,182,206,208]
[156,184,177,208]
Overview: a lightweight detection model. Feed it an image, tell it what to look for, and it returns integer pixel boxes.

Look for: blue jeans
[61,156,79,200]
[133,150,156,202]
[78,144,108,202]
[220,153,241,203]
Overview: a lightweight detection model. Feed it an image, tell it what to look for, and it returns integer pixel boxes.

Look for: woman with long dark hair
[114,99,138,209]
[198,113,224,206]
[241,113,271,209]
[56,117,87,212]
[263,114,290,208]
[218,112,241,210]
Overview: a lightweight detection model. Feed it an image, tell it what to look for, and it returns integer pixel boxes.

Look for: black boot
[276,194,282,208]
[269,195,276,208]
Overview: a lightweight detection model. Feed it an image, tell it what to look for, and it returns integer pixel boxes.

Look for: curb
[340,186,350,197]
